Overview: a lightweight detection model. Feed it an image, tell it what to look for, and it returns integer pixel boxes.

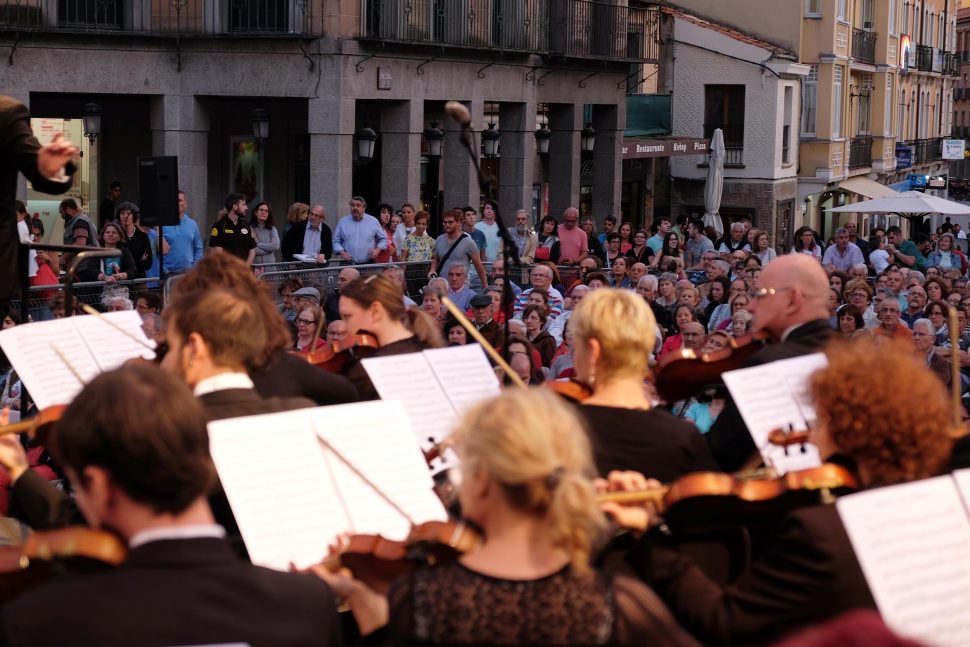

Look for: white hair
[912,318,935,336]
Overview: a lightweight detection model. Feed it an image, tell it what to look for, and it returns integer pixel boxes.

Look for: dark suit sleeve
[281,222,301,261]
[322,223,333,258]
[4,100,73,195]
[8,468,84,529]
[705,399,756,473]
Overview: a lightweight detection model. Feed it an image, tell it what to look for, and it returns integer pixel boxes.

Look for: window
[903,2,909,37]
[833,66,843,138]
[805,0,821,17]
[861,0,874,29]
[898,89,906,140]
[889,0,897,35]
[885,76,893,134]
[837,0,846,22]
[801,65,818,137]
[856,74,873,135]
[704,85,745,165]
[783,86,793,164]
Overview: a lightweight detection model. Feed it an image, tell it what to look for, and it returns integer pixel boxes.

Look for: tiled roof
[662,5,796,59]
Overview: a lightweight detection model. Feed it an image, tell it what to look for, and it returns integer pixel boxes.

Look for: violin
[653,330,770,402]
[599,463,858,529]
[546,378,594,403]
[319,520,481,594]
[0,527,127,602]
[295,332,380,373]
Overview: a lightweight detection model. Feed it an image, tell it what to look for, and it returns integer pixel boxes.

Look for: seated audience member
[522,304,556,367]
[602,340,954,646]
[0,364,341,646]
[294,303,326,352]
[312,388,696,646]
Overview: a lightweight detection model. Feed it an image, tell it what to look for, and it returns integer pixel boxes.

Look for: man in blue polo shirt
[162,190,204,275]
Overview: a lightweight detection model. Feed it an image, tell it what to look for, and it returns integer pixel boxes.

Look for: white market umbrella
[828,190,970,217]
[702,128,725,238]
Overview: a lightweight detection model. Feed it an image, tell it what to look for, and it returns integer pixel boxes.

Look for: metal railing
[360,0,659,62]
[703,123,744,166]
[912,137,943,163]
[851,28,875,64]
[943,51,961,76]
[0,0,313,35]
[916,44,934,72]
[848,135,872,169]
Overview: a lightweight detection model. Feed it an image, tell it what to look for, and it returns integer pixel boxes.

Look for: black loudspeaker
[138,156,179,227]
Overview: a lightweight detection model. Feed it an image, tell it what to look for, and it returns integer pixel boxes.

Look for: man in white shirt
[393,202,417,260]
[474,200,502,262]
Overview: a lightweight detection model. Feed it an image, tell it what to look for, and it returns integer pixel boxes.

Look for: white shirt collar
[193,372,254,397]
[129,524,226,549]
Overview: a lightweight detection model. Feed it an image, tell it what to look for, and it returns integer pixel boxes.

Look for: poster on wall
[229,136,263,205]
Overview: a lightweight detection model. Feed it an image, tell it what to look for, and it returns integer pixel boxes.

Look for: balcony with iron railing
[943,51,960,76]
[703,122,744,167]
[916,44,934,71]
[851,28,875,65]
[911,137,943,164]
[848,135,872,169]
[0,0,313,35]
[360,0,660,62]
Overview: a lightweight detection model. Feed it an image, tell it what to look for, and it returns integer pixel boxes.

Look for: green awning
[624,94,672,137]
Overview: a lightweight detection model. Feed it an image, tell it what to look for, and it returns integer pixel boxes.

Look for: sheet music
[722,355,825,474]
[775,353,829,423]
[0,318,101,409]
[422,345,501,416]
[837,477,970,647]
[207,412,349,571]
[361,353,459,445]
[73,310,156,371]
[311,401,447,541]
[954,469,970,510]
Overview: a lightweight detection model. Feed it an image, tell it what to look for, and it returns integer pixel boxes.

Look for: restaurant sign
[622,138,709,159]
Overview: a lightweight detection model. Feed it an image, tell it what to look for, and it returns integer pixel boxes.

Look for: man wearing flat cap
[470,293,502,349]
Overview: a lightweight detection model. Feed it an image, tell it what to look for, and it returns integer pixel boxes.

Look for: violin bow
[51,344,86,387]
[440,297,527,389]
[80,305,156,352]
[316,435,417,526]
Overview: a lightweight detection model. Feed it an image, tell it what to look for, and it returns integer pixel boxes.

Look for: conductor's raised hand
[37,132,79,180]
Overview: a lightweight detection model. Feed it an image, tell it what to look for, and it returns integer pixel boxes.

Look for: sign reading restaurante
[621,138,709,159]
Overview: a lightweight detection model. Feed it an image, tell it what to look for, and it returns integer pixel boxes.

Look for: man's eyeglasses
[751,287,792,300]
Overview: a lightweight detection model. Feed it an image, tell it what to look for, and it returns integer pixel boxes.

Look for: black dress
[124,227,153,278]
[343,336,428,401]
[363,562,699,646]
[577,405,719,481]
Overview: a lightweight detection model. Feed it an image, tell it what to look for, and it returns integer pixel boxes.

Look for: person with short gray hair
[823,227,864,273]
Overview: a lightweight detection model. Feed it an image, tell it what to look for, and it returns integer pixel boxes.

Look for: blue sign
[908,173,927,188]
[896,144,913,170]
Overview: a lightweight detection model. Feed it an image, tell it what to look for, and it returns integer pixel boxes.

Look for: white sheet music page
[73,310,156,370]
[721,357,823,474]
[774,353,828,423]
[207,411,349,572]
[361,353,459,446]
[421,345,501,416]
[837,477,970,647]
[311,401,447,541]
[0,317,101,410]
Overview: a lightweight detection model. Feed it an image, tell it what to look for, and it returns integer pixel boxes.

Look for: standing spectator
[627,229,653,265]
[822,227,864,273]
[844,220,869,258]
[597,215,616,246]
[374,204,396,264]
[281,203,331,264]
[283,202,308,237]
[97,221,136,284]
[475,200,502,263]
[208,193,255,266]
[685,218,714,269]
[392,203,416,260]
[461,206,487,256]
[646,216,671,254]
[535,215,561,263]
[116,202,152,279]
[791,226,823,261]
[60,198,100,282]
[332,196,387,264]
[98,179,121,229]
[617,221,634,253]
[556,207,587,266]
[580,216,605,261]
[251,202,281,264]
[428,210,487,287]
[512,209,538,264]
[162,191,204,276]
[401,210,435,261]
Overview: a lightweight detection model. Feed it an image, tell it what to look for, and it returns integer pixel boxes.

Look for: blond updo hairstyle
[452,388,604,573]
[569,287,656,379]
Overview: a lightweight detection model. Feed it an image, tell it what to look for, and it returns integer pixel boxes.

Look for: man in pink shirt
[556,207,587,266]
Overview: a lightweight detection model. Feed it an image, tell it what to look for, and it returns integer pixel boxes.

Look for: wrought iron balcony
[0,0,313,35]
[703,123,744,166]
[912,137,943,163]
[851,28,875,65]
[916,44,934,72]
[943,51,960,76]
[848,135,872,169]
[360,0,659,62]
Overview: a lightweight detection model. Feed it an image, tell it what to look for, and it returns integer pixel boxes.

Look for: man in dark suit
[0,96,77,322]
[282,203,332,262]
[0,364,341,646]
[706,254,834,472]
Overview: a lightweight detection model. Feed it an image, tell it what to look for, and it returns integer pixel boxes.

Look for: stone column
[591,102,623,222]
[443,99,483,211]
[150,94,209,227]
[548,103,581,215]
[498,101,536,222]
[379,99,422,208]
[308,96,355,224]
